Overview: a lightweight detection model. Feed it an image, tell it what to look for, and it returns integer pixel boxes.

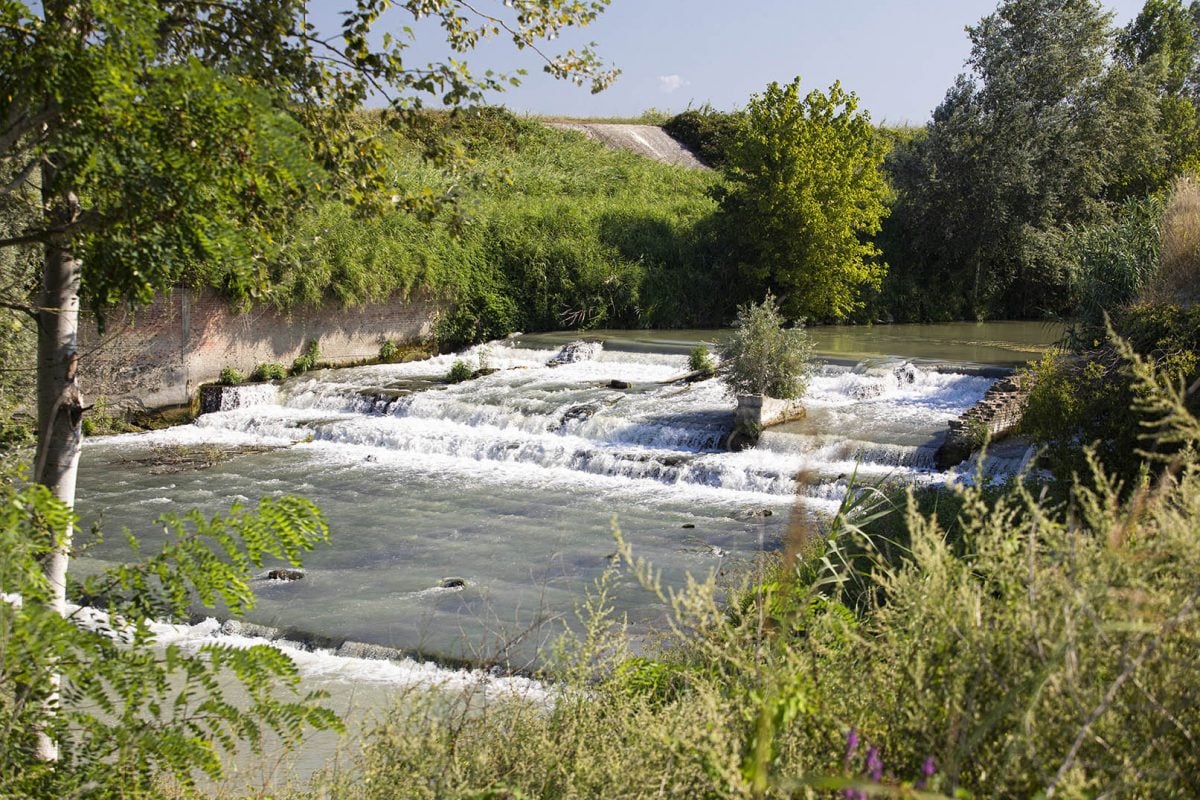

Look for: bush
[1023,304,1200,484]
[663,105,742,167]
[291,339,320,375]
[716,294,813,398]
[251,362,288,382]
[687,344,716,377]
[218,366,244,386]
[445,359,473,384]
[379,339,399,362]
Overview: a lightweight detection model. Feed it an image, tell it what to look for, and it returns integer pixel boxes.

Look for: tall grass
[1146,174,1200,307]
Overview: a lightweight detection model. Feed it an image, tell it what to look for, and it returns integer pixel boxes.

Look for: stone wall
[934,372,1033,470]
[79,288,442,411]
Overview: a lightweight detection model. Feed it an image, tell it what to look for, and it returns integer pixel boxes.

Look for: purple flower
[844,728,859,764]
[916,756,937,789]
[865,746,883,782]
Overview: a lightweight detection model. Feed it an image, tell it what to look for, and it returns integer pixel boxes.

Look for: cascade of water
[181,346,994,498]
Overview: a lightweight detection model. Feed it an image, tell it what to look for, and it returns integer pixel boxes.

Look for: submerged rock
[608,379,631,389]
[440,577,467,589]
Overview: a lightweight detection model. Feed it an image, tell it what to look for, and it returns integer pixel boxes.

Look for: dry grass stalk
[1146,174,1200,306]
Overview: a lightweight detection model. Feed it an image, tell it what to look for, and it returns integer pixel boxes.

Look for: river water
[74,321,1058,679]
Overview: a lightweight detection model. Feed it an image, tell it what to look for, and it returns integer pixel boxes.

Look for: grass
[1147,174,1200,307]
[267,110,726,347]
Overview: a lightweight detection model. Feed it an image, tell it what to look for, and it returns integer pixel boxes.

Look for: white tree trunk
[33,185,83,763]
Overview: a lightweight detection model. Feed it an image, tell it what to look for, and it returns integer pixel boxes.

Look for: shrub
[446,359,473,384]
[251,362,288,382]
[663,105,742,167]
[218,366,244,386]
[291,339,321,375]
[716,293,813,398]
[379,339,399,362]
[687,343,716,377]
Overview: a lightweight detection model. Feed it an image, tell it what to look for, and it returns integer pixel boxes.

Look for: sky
[310,0,1149,125]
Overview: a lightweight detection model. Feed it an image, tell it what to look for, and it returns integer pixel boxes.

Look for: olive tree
[717,293,813,400]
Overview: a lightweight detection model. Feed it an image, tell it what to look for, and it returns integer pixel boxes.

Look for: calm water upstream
[74,321,1060,678]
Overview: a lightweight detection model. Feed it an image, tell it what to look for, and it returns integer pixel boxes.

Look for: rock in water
[547,340,602,366]
[266,568,304,581]
[894,362,920,385]
[608,379,631,389]
[440,577,467,589]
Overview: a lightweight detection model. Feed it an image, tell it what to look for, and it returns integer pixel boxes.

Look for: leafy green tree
[1,0,614,764]
[881,0,1165,320]
[1117,0,1200,183]
[717,78,890,321]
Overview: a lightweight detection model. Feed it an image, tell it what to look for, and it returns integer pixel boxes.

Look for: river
[74,321,1059,677]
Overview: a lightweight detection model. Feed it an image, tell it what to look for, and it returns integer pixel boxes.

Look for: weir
[74,336,1005,670]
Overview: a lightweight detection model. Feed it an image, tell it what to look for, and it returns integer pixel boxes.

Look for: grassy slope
[268,113,723,345]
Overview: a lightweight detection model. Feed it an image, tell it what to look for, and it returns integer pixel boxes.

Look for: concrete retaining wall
[79,288,441,411]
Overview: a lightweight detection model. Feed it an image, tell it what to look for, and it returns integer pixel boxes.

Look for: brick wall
[78,288,442,411]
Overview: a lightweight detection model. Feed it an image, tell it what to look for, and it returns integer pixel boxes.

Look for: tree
[1,0,614,764]
[1117,0,1200,183]
[880,0,1166,319]
[717,77,890,321]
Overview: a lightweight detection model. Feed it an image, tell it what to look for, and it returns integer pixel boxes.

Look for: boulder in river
[440,577,467,589]
[547,340,602,366]
[608,379,631,389]
[266,568,305,581]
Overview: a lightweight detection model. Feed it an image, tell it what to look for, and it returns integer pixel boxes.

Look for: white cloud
[657,74,688,93]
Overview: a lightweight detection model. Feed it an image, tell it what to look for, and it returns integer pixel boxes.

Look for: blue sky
[312,1,1148,124]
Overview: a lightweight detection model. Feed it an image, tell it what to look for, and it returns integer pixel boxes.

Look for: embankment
[80,289,441,410]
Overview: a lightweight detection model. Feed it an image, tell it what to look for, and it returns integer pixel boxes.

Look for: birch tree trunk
[33,176,83,763]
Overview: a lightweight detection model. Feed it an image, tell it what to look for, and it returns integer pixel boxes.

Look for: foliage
[218,367,244,387]
[716,294,813,399]
[717,77,891,320]
[250,362,288,382]
[1064,193,1165,341]
[291,339,321,376]
[1116,0,1200,185]
[1023,303,1200,483]
[663,105,743,167]
[378,339,400,363]
[336,342,1200,799]
[0,475,338,796]
[269,113,725,346]
[879,0,1175,321]
[687,344,716,377]
[446,359,474,384]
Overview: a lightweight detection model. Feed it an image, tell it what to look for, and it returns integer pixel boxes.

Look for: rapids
[74,328,1046,673]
